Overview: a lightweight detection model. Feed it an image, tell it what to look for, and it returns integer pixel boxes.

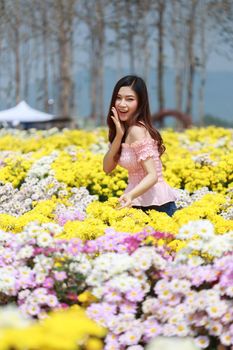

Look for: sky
[206,52,233,72]
[207,54,233,72]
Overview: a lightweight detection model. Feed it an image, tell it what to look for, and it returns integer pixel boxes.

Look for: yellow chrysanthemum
[0,306,106,350]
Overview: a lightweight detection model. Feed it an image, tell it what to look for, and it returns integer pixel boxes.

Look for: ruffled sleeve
[131,138,158,162]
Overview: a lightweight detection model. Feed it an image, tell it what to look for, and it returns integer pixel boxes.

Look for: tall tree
[108,1,124,80]
[4,0,22,103]
[197,1,207,126]
[55,0,75,118]
[170,0,186,112]
[185,0,199,116]
[79,0,107,125]
[157,0,166,111]
[30,0,76,117]
[137,0,154,84]
[41,1,49,112]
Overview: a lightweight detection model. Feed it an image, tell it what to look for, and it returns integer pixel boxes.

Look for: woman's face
[115,86,138,123]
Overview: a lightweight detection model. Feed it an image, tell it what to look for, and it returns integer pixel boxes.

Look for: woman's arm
[119,157,158,208]
[103,107,125,174]
[103,136,122,174]
[118,125,157,208]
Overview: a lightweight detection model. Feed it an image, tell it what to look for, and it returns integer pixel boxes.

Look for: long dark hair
[107,75,165,159]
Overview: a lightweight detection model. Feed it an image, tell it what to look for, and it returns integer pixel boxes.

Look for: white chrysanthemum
[17,245,34,259]
[142,298,158,313]
[17,231,31,243]
[35,273,47,284]
[34,255,53,269]
[207,320,223,336]
[42,222,63,234]
[170,279,191,294]
[194,336,210,349]
[18,266,33,278]
[25,303,40,316]
[158,287,173,301]
[119,328,143,346]
[152,252,167,269]
[37,232,54,247]
[204,289,220,301]
[0,304,32,329]
[168,313,185,325]
[0,231,11,242]
[174,323,190,337]
[71,260,91,275]
[207,302,228,318]
[94,253,133,276]
[202,236,231,257]
[177,221,198,240]
[175,303,193,315]
[86,272,105,286]
[18,289,31,300]
[157,306,173,322]
[177,220,214,241]
[187,240,203,251]
[0,272,16,293]
[173,250,191,264]
[127,346,144,350]
[108,274,141,293]
[92,286,105,299]
[131,256,152,270]
[187,255,204,267]
[220,332,232,346]
[34,294,48,305]
[154,279,170,293]
[46,294,58,307]
[69,262,81,273]
[194,220,214,240]
[192,295,207,311]
[226,286,233,297]
[132,247,154,270]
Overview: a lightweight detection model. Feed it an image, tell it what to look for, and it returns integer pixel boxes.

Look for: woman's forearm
[129,173,158,199]
[103,136,122,174]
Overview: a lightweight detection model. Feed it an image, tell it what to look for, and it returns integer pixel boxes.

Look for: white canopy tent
[0,101,55,125]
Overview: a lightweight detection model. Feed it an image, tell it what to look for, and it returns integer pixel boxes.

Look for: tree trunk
[157,0,165,111]
[58,17,73,118]
[54,0,75,119]
[15,32,20,103]
[87,0,105,126]
[126,1,135,73]
[140,1,151,85]
[185,0,198,116]
[96,0,105,126]
[198,1,207,126]
[42,2,49,112]
[59,38,72,118]
[50,40,58,114]
[115,2,123,79]
[171,0,183,111]
[90,36,98,124]
[23,41,30,101]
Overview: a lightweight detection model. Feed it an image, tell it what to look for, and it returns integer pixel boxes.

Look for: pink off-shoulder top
[118,138,178,206]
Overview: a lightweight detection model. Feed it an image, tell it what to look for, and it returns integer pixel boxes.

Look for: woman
[103,75,178,216]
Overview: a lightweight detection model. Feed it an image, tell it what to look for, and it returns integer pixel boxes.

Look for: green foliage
[203,114,233,128]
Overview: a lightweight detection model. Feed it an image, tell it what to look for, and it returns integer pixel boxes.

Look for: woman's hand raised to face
[111,107,125,139]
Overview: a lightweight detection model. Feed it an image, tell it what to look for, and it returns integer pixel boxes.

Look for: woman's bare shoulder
[127,124,150,143]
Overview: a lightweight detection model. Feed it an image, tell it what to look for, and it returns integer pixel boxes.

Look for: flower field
[0,126,232,350]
